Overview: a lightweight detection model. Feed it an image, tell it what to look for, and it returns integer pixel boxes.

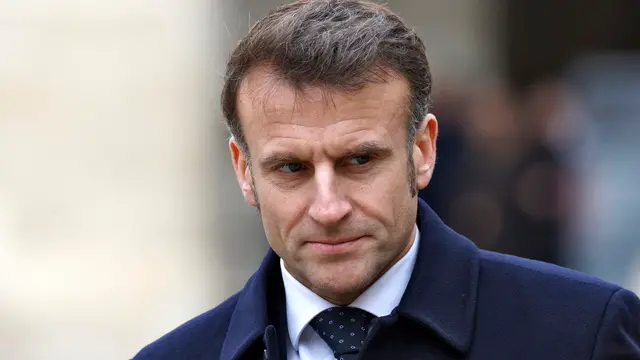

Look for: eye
[348,154,371,165]
[278,163,305,173]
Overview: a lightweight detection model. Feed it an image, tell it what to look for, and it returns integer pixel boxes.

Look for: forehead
[235,66,411,148]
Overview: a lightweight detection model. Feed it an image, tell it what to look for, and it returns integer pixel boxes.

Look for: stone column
[0,0,226,358]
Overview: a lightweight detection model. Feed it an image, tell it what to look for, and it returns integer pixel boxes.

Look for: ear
[229,137,258,207]
[413,113,438,190]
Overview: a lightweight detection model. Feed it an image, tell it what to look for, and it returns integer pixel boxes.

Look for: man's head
[223,0,438,304]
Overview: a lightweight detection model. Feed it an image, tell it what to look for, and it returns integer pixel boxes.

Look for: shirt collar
[280,225,420,350]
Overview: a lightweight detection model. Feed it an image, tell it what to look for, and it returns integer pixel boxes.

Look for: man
[133,1,640,359]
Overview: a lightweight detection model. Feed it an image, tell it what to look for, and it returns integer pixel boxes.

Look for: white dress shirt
[280,225,420,360]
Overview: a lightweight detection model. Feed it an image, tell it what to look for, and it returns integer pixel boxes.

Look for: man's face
[230,67,437,304]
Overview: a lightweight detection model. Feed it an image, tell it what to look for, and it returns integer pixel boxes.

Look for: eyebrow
[258,140,392,171]
[342,141,393,157]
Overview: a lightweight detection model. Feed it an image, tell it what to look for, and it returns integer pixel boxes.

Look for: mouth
[306,236,365,255]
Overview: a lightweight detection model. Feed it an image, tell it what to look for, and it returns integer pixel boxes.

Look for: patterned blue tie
[309,306,376,360]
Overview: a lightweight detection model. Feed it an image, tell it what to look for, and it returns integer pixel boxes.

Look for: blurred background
[1,0,639,359]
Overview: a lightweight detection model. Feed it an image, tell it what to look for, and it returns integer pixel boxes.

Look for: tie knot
[309,307,375,358]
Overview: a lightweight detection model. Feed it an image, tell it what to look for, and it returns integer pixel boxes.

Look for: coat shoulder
[476,248,624,334]
[479,249,620,299]
[132,293,240,360]
[474,250,640,357]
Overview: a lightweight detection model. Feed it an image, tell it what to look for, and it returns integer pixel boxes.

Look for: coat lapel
[219,250,285,360]
[396,198,480,353]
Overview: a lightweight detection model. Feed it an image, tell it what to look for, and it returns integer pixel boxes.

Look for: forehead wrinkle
[263,122,373,155]
[263,123,323,142]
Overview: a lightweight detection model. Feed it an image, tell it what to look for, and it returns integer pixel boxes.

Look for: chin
[311,266,375,302]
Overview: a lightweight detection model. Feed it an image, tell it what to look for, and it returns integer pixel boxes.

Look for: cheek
[352,170,407,223]
[257,184,308,241]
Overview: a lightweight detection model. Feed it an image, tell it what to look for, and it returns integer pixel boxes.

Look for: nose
[308,165,352,226]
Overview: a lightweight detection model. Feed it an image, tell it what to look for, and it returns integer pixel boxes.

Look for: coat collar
[219,250,283,360]
[396,197,479,353]
[220,198,479,359]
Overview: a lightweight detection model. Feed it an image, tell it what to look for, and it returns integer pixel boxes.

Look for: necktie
[309,306,375,360]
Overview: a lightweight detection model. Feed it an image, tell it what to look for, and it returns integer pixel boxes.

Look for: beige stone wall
[0,1,228,358]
